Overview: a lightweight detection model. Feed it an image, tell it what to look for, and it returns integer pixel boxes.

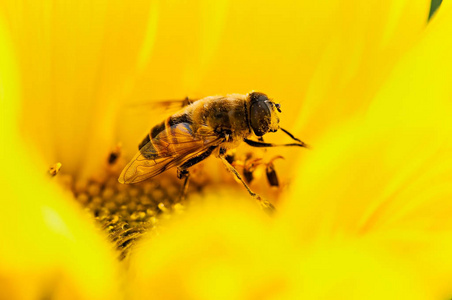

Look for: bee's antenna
[280,128,309,148]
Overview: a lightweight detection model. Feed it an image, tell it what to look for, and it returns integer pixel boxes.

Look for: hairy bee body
[119,92,286,185]
[140,94,251,157]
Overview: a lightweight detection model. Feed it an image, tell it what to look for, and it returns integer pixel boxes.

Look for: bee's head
[247,91,281,136]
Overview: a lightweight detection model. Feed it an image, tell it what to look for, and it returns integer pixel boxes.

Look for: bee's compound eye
[250,101,271,136]
[249,92,269,104]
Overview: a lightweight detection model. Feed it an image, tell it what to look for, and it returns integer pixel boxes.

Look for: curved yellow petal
[128,190,427,299]
[278,111,452,297]
[0,21,121,300]
[296,241,427,299]
[362,0,452,235]
[279,115,452,235]
[368,0,452,128]
[0,0,159,178]
[280,0,452,237]
[280,2,452,295]
[365,3,452,296]
[128,191,297,300]
[294,0,431,142]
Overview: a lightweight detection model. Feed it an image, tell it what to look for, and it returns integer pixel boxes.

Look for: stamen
[49,162,62,176]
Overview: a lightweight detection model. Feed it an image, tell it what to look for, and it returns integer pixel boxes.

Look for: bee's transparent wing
[128,97,196,109]
[118,123,221,184]
[117,97,199,150]
[123,97,197,121]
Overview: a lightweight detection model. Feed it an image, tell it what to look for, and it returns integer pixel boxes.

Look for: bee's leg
[224,150,235,164]
[177,169,190,201]
[218,154,256,197]
[243,138,309,148]
[218,153,275,212]
[280,127,305,144]
[176,146,218,201]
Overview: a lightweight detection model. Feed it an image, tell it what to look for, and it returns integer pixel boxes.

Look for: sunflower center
[53,153,194,260]
[52,145,280,258]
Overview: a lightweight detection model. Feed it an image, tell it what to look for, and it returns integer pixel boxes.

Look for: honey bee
[118,92,307,207]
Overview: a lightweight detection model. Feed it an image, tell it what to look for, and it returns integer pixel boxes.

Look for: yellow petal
[368,231,452,298]
[128,191,298,300]
[296,241,427,299]
[295,0,431,142]
[128,190,427,299]
[278,109,452,297]
[0,0,159,178]
[0,21,121,300]
[280,2,452,295]
[279,116,452,236]
[365,3,452,296]
[368,0,452,128]
[280,0,452,241]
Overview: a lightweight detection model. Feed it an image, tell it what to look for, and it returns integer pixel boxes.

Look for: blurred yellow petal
[297,241,428,299]
[279,115,452,237]
[367,3,452,297]
[0,0,158,178]
[128,192,297,300]
[280,2,452,296]
[368,0,452,127]
[279,100,452,298]
[363,0,452,235]
[280,0,452,240]
[129,191,427,299]
[0,19,121,300]
[295,0,431,142]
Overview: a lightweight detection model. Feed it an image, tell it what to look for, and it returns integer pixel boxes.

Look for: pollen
[55,157,192,260]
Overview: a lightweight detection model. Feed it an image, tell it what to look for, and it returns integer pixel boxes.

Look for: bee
[118,92,307,207]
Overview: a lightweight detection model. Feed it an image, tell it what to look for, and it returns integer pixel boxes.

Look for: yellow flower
[1,0,449,299]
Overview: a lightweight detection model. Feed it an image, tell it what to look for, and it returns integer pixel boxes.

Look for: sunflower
[1,0,450,299]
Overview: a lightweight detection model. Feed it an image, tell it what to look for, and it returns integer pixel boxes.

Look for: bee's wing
[128,98,196,110]
[118,98,201,159]
[118,122,221,184]
[124,98,198,122]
